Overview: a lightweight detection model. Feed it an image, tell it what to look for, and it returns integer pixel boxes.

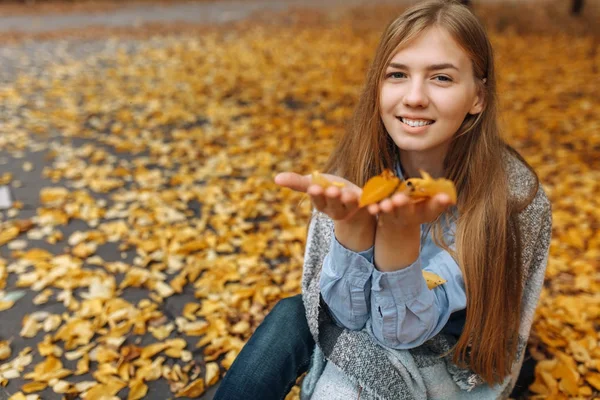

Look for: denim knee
[271,295,305,321]
[256,295,309,345]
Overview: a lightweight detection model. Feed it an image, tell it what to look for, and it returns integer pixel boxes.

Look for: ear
[468,79,486,115]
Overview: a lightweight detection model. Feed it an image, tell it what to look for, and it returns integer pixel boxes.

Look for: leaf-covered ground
[0,2,598,399]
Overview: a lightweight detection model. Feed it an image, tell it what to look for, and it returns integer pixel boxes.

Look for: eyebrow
[388,62,459,72]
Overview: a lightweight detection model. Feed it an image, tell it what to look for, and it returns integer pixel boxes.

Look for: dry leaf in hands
[358,170,400,207]
[396,170,457,204]
[311,171,345,189]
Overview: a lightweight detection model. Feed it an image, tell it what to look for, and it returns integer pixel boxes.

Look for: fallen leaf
[0,340,11,360]
[422,271,447,290]
[127,379,148,400]
[21,381,48,393]
[175,378,205,398]
[205,362,220,386]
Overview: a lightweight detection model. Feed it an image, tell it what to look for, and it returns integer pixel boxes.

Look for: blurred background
[0,1,598,399]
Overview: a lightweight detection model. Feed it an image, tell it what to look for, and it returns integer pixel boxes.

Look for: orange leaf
[396,170,457,204]
[586,372,600,391]
[359,170,399,207]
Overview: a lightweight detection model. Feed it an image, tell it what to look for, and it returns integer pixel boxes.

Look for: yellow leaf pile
[0,3,597,400]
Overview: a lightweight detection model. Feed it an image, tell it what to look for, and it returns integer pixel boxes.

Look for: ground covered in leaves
[0,3,598,400]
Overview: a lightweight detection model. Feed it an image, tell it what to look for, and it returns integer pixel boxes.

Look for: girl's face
[379,26,484,156]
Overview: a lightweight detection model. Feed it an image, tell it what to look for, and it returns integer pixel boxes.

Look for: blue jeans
[214,294,535,400]
[214,294,315,400]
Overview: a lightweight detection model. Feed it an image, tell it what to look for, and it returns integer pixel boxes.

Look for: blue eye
[434,75,453,82]
[387,72,406,79]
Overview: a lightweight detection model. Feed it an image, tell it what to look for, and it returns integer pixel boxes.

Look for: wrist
[334,211,376,253]
[374,223,421,272]
[378,220,421,236]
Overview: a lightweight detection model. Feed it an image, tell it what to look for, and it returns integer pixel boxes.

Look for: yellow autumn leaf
[21,381,48,393]
[422,271,447,290]
[149,324,174,340]
[175,378,205,398]
[75,353,90,376]
[0,300,15,311]
[0,226,19,246]
[83,379,127,399]
[127,379,148,400]
[310,171,345,189]
[585,372,600,391]
[0,340,11,360]
[205,362,220,386]
[140,342,168,359]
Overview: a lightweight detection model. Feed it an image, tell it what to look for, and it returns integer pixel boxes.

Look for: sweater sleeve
[319,236,375,330]
[368,249,467,349]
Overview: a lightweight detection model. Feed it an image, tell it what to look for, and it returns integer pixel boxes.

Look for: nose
[402,80,429,108]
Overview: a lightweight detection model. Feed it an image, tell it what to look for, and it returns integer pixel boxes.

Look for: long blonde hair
[323,0,539,384]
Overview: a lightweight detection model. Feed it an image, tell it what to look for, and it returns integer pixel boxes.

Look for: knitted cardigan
[300,152,553,399]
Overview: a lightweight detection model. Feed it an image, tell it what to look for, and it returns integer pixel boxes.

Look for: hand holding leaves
[274,171,367,222]
[360,169,457,228]
[368,192,454,228]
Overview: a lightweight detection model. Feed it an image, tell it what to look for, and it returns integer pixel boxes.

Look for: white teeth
[401,117,433,127]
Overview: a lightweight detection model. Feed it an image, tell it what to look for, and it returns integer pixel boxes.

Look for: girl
[215,0,552,399]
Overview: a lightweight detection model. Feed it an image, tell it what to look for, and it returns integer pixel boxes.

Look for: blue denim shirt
[319,164,466,349]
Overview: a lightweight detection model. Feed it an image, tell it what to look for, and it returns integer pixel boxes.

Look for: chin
[390,135,432,151]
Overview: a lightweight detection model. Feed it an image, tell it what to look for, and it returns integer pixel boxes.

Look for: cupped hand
[274,172,366,222]
[367,192,454,228]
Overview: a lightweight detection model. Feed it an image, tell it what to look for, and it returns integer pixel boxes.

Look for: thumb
[274,172,311,193]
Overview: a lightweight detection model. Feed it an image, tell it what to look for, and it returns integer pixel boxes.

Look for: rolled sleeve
[319,237,375,330]
[369,250,466,349]
[372,258,426,302]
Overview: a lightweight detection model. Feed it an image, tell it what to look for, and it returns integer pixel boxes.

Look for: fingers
[383,194,411,216]
[274,172,311,193]
[428,194,452,216]
[379,198,394,213]
[367,193,449,224]
[323,186,346,219]
[307,184,327,210]
[367,203,380,215]
[340,190,360,210]
[307,185,360,220]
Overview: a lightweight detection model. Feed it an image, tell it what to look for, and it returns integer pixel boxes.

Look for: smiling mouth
[397,117,435,127]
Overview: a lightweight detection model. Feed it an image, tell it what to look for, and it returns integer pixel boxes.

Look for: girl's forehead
[389,27,470,67]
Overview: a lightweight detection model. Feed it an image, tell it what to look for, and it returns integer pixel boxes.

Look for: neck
[398,143,448,179]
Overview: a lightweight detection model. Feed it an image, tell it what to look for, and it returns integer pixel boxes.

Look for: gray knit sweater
[300,152,553,400]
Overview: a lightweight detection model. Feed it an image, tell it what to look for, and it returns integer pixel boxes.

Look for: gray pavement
[0,0,398,33]
[0,0,529,34]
